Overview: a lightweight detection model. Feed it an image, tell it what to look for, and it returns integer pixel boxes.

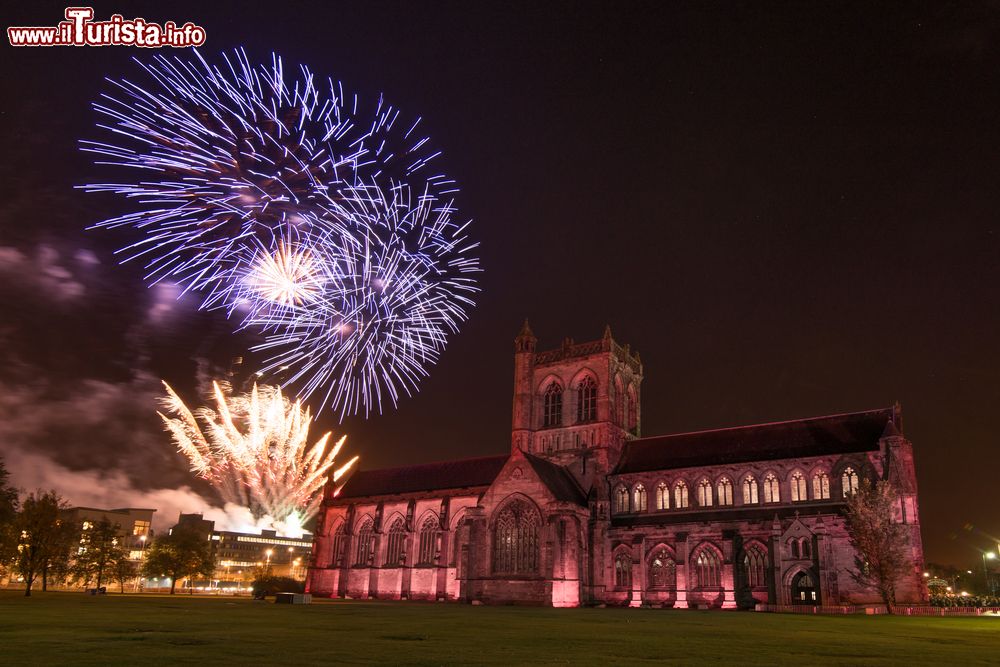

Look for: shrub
[929,594,1000,607]
[251,575,304,598]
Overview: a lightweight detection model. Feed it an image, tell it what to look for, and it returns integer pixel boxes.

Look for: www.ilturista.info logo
[8,7,206,47]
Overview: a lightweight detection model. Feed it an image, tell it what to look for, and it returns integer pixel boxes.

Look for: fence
[756,603,1000,616]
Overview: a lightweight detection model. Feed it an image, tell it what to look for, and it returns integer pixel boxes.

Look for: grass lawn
[0,591,998,665]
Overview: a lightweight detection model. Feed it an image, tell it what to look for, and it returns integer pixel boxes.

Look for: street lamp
[984,551,997,595]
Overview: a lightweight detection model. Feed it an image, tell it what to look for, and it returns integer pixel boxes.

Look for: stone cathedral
[306,323,927,607]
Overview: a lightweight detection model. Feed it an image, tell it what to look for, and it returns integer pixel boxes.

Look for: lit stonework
[306,322,927,607]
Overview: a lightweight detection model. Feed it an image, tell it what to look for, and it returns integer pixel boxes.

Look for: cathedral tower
[510,322,643,488]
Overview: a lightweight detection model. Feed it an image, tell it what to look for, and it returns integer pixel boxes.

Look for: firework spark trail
[251,183,480,419]
[84,49,481,418]
[81,48,454,309]
[158,380,357,535]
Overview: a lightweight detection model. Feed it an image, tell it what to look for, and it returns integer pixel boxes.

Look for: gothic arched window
[800,538,811,559]
[614,485,630,514]
[384,518,406,566]
[649,549,676,589]
[842,467,860,497]
[697,479,713,507]
[492,500,541,575]
[614,551,632,590]
[790,471,807,502]
[354,518,374,566]
[577,376,597,423]
[717,477,734,506]
[674,481,689,509]
[330,523,346,567]
[763,473,780,504]
[813,471,831,500]
[626,386,638,433]
[656,482,669,510]
[743,476,759,505]
[417,516,439,565]
[790,539,800,559]
[614,376,625,426]
[693,545,722,588]
[742,543,768,589]
[633,484,647,512]
[543,382,563,428]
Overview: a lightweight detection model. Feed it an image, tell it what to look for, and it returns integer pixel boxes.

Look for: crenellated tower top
[510,322,644,490]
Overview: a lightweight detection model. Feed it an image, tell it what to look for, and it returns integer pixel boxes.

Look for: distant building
[63,506,155,561]
[171,513,312,588]
[307,323,927,607]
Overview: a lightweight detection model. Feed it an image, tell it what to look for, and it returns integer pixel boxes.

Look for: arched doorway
[790,570,819,604]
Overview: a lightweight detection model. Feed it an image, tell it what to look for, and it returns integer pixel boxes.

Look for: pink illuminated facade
[307,323,927,607]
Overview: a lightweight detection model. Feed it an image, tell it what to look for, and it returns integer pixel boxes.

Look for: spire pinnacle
[518,318,534,338]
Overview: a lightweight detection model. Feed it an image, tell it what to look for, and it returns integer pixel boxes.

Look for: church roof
[336,454,509,499]
[614,407,896,474]
[523,453,588,505]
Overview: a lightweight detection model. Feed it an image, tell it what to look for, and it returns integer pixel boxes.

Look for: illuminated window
[543,382,563,428]
[763,473,780,504]
[742,543,768,589]
[492,500,540,575]
[717,477,734,506]
[656,482,669,510]
[615,485,630,513]
[813,471,830,500]
[697,479,713,507]
[132,521,151,536]
[577,376,597,422]
[693,546,722,588]
[790,472,807,502]
[384,519,406,566]
[649,549,676,589]
[418,516,439,565]
[674,481,689,509]
[842,467,860,497]
[614,552,632,590]
[354,519,374,566]
[743,476,759,504]
[633,484,647,512]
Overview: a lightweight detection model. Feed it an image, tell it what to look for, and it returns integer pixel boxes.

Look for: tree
[72,518,127,590]
[109,550,138,594]
[141,526,214,594]
[40,515,76,592]
[13,491,68,597]
[0,457,20,578]
[844,478,910,609]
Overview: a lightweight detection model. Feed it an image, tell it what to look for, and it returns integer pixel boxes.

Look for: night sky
[2,1,999,568]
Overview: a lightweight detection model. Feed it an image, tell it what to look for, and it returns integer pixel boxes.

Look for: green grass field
[0,591,997,665]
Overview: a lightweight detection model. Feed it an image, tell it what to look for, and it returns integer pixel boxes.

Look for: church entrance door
[791,570,819,605]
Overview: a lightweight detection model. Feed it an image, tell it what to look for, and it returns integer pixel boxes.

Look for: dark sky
[2,1,999,567]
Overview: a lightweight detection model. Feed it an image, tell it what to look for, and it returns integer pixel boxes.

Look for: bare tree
[14,491,67,597]
[844,478,910,610]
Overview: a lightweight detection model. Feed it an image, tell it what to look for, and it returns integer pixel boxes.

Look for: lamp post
[265,548,273,574]
[984,551,996,595]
